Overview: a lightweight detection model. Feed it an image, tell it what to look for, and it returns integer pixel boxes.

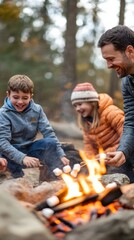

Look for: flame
[47,150,122,237]
[60,149,107,201]
[99,147,107,174]
[61,173,83,201]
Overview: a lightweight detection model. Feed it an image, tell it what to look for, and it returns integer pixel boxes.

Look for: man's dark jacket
[118,75,134,163]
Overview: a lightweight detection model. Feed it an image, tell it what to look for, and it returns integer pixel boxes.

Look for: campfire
[35,149,125,239]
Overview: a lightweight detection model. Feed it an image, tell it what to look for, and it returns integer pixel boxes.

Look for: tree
[60,0,77,122]
[109,0,126,108]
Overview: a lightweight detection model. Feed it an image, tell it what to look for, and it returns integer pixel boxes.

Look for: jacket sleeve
[38,106,66,158]
[0,113,26,164]
[117,76,134,159]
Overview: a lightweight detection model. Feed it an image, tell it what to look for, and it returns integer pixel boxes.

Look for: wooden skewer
[80,154,112,169]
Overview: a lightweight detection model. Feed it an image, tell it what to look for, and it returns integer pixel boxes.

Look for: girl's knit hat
[71,82,99,105]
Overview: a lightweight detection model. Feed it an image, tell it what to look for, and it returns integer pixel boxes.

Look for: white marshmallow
[63,165,71,173]
[46,196,60,207]
[70,170,78,178]
[106,182,117,189]
[73,164,81,172]
[99,153,107,159]
[42,208,54,218]
[53,168,63,176]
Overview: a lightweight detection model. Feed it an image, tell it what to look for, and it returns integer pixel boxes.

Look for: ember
[35,149,124,239]
[46,201,122,239]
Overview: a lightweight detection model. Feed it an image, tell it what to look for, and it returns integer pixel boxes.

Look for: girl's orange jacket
[83,93,124,158]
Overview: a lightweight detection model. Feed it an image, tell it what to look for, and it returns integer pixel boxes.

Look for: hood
[98,93,113,114]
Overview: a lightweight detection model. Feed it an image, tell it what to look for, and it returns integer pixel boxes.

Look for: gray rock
[101,173,130,186]
[0,189,55,240]
[64,210,134,240]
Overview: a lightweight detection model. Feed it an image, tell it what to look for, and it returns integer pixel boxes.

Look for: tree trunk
[60,0,77,122]
[109,0,126,98]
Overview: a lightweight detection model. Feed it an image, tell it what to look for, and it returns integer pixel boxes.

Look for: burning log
[35,187,68,211]
[35,186,122,218]
[98,186,122,206]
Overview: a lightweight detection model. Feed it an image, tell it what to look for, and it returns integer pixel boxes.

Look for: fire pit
[34,150,129,239]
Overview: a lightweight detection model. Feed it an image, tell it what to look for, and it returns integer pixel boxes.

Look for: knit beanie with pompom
[71,82,99,105]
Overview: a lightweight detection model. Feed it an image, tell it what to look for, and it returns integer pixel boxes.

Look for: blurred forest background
[0,0,134,123]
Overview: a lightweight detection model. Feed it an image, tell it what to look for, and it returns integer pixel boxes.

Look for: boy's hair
[98,25,134,52]
[7,75,34,94]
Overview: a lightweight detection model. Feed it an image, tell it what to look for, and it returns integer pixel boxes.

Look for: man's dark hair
[98,25,134,52]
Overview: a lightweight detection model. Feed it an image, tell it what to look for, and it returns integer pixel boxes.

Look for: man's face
[101,43,134,78]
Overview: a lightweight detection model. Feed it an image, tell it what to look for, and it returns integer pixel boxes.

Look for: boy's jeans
[4,138,64,178]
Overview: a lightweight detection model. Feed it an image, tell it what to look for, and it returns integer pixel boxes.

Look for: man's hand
[0,158,7,172]
[105,151,126,167]
[61,156,70,165]
[22,156,41,168]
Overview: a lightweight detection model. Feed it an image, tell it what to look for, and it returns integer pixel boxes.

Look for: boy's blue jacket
[0,98,65,164]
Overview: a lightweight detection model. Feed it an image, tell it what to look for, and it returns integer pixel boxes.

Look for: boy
[0,74,69,178]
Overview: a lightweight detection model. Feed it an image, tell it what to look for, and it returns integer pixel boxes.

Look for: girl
[71,82,124,158]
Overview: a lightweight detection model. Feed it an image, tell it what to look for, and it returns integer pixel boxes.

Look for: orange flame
[61,149,107,201]
[61,173,83,201]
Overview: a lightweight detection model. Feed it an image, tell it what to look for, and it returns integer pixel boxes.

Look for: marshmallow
[70,170,78,178]
[106,182,117,189]
[53,168,63,176]
[42,208,54,218]
[99,153,107,159]
[46,196,60,207]
[63,165,71,173]
[73,164,81,172]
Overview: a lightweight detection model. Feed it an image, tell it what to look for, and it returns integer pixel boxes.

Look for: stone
[0,178,65,204]
[64,210,134,240]
[101,173,130,186]
[0,188,56,240]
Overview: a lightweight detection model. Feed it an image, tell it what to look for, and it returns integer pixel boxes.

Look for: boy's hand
[61,156,70,165]
[22,156,41,168]
[0,158,7,172]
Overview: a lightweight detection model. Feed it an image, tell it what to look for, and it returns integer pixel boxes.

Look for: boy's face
[7,90,32,112]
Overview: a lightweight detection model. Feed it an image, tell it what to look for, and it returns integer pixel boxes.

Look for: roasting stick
[53,153,110,178]
[80,153,112,169]
[79,158,102,169]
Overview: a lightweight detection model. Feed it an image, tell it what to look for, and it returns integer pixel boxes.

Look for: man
[98,25,134,182]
